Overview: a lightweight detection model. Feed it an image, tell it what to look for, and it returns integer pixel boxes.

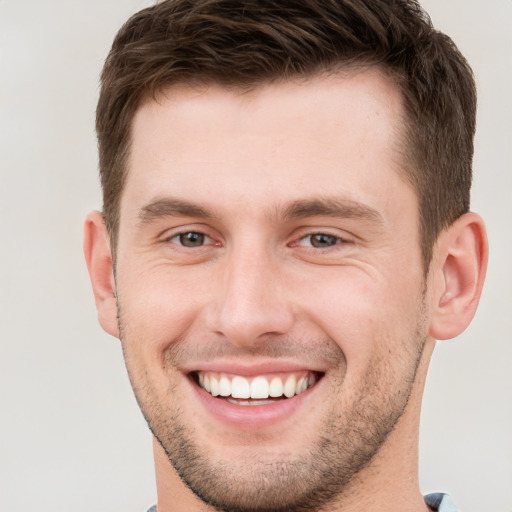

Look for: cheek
[288,266,425,368]
[116,262,211,357]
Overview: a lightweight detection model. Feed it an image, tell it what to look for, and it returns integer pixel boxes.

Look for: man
[84,1,488,511]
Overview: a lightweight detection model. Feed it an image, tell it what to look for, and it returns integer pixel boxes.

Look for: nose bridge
[211,238,294,346]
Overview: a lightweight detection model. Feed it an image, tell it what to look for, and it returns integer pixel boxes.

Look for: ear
[429,212,488,340]
[83,211,119,338]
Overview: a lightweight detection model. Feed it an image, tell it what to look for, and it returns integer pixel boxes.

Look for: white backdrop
[1,1,510,511]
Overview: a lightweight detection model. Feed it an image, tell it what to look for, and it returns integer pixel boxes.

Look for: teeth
[203,374,211,393]
[232,376,250,399]
[250,377,269,399]
[196,371,318,402]
[297,377,308,394]
[269,377,283,397]
[219,376,231,397]
[227,398,277,406]
[283,374,296,398]
[210,376,220,397]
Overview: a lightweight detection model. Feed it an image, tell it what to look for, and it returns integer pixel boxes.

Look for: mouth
[191,370,322,406]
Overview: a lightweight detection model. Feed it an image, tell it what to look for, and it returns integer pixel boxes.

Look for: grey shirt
[147,492,459,511]
[425,493,459,512]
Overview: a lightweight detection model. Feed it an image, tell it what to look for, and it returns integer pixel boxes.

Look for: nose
[206,243,295,348]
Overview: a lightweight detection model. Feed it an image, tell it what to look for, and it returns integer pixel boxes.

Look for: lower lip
[187,375,320,429]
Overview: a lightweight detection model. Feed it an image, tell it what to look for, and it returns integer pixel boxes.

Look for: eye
[170,231,212,247]
[299,233,342,248]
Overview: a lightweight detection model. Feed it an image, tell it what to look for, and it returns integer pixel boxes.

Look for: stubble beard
[118,305,427,512]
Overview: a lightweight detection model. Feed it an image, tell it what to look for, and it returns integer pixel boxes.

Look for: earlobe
[429,212,488,340]
[83,211,120,338]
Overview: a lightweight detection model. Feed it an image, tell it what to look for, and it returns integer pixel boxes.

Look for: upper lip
[180,359,327,377]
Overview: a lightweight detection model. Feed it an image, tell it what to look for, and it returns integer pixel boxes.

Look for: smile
[194,371,320,405]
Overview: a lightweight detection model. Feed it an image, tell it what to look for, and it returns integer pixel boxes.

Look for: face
[115,71,429,511]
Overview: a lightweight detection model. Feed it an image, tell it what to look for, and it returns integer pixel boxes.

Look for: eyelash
[167,231,216,248]
[295,232,348,249]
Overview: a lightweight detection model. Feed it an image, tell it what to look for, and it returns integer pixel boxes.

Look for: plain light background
[1,1,510,511]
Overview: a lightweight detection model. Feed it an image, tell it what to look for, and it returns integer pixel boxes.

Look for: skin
[85,69,488,511]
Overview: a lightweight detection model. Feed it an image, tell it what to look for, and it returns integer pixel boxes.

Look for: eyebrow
[281,197,384,224]
[138,195,384,226]
[138,197,215,223]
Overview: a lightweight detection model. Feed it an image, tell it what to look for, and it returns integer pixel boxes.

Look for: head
[96,0,477,271]
[85,2,487,511]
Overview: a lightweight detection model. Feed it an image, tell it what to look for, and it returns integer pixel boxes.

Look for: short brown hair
[96,0,476,269]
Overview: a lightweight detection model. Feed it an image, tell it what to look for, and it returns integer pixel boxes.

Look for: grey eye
[309,234,339,248]
[177,232,206,247]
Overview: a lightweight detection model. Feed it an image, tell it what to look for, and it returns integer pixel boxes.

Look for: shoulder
[425,493,459,512]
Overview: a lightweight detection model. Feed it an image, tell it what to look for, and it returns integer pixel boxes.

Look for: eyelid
[290,227,353,246]
[159,224,221,246]
[297,233,341,245]
[296,234,351,251]
[170,231,213,244]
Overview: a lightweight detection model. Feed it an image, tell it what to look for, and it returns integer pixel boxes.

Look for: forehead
[123,70,412,220]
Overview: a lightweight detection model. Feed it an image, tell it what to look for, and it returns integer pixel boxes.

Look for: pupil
[311,234,337,248]
[180,232,204,247]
